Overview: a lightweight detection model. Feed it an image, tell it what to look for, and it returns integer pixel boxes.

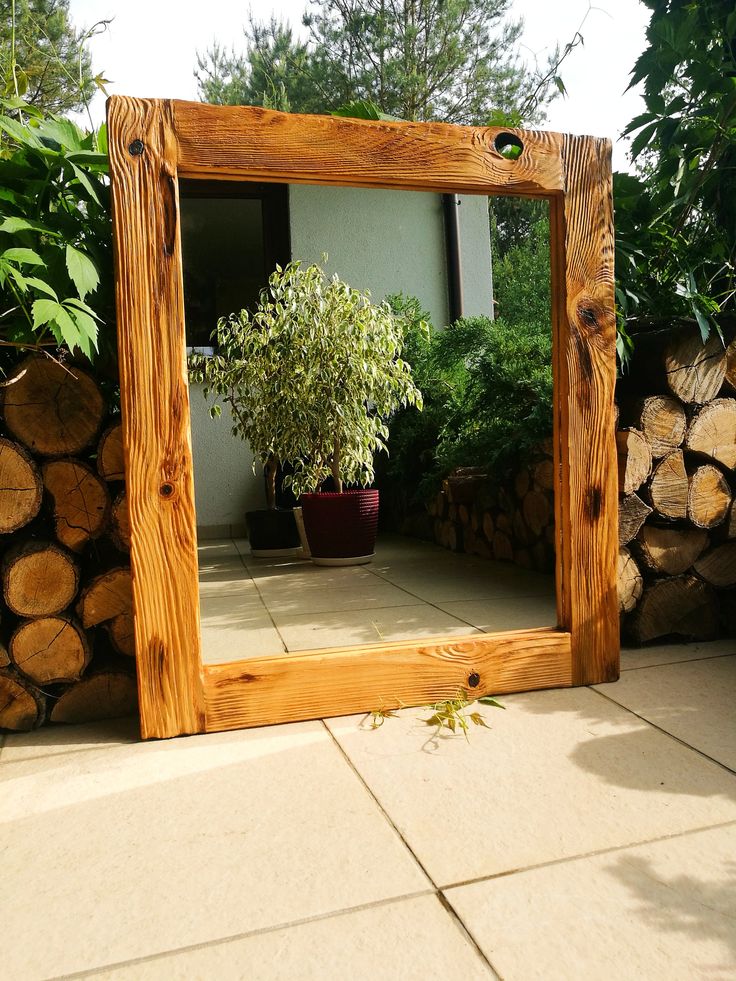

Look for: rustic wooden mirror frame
[107,96,619,740]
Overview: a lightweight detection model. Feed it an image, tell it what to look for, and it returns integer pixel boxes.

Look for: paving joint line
[620,651,735,672]
[589,685,736,778]
[439,818,736,892]
[49,888,439,981]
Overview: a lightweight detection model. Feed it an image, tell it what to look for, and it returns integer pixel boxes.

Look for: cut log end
[618,546,644,613]
[50,672,138,725]
[0,669,46,731]
[649,450,688,520]
[687,465,731,529]
[664,331,727,404]
[42,459,111,552]
[77,567,133,628]
[1,356,105,456]
[97,422,126,481]
[2,541,80,617]
[616,429,652,495]
[10,616,91,685]
[626,575,719,645]
[0,438,42,534]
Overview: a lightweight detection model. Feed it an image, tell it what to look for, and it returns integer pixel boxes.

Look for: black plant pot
[245,508,301,557]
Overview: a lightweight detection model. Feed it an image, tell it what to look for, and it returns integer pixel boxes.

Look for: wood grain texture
[107,95,619,738]
[203,629,573,732]
[107,96,205,738]
[173,101,564,196]
[555,135,619,684]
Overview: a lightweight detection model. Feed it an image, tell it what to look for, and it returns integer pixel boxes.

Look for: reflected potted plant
[195,258,423,565]
[189,325,303,558]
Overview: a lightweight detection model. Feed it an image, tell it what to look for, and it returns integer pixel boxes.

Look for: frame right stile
[107,99,619,739]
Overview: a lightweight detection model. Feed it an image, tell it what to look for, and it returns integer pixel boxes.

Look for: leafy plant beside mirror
[189,258,423,563]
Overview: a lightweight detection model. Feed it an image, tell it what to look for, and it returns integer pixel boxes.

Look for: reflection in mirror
[181,181,556,665]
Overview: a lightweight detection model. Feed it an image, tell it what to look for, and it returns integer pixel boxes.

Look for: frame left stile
[108,96,619,740]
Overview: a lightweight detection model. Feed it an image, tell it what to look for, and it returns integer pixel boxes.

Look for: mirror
[181,182,557,665]
[107,97,618,738]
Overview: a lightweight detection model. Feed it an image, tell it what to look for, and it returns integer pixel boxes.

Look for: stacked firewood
[617,328,736,643]
[0,356,137,731]
[427,439,556,574]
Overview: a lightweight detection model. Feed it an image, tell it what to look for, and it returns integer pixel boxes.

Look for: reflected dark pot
[300,490,379,566]
[245,508,300,556]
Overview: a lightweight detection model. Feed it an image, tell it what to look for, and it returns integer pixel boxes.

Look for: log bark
[693,542,736,588]
[9,616,91,685]
[630,395,687,458]
[687,465,731,529]
[0,667,46,730]
[2,540,80,617]
[110,491,131,552]
[618,493,653,546]
[635,525,709,576]
[77,567,133,628]
[725,339,736,392]
[616,429,652,495]
[0,438,42,533]
[97,421,126,481]
[42,459,111,551]
[618,546,644,613]
[685,398,736,469]
[50,671,138,724]
[664,331,727,404]
[627,575,719,644]
[1,356,105,456]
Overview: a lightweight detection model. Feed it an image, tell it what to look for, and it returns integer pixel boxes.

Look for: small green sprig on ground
[421,691,505,741]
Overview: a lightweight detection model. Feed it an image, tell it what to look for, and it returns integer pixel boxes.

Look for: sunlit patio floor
[1,537,734,979]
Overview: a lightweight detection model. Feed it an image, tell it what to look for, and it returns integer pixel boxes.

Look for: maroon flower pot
[300,489,379,565]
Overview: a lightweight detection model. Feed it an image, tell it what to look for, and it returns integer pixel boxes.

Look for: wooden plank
[203,630,572,732]
[173,100,564,197]
[107,96,206,738]
[559,135,619,684]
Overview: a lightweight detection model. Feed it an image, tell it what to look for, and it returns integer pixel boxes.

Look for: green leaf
[63,301,99,354]
[24,277,57,299]
[31,298,61,329]
[68,161,102,206]
[65,245,100,300]
[1,248,45,266]
[478,696,505,709]
[0,216,59,236]
[54,304,82,350]
[553,75,567,97]
[34,117,84,151]
[0,115,42,148]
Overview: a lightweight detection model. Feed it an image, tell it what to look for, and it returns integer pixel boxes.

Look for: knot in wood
[467,672,480,688]
[160,482,175,498]
[128,139,144,156]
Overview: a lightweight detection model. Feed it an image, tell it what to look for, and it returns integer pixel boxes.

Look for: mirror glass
[180,180,556,664]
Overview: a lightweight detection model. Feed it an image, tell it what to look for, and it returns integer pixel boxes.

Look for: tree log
[514,468,530,499]
[50,671,138,724]
[512,509,533,546]
[649,450,688,520]
[492,531,513,561]
[0,437,42,533]
[685,398,736,469]
[664,331,727,404]
[630,395,687,458]
[2,540,80,617]
[10,616,91,685]
[482,511,495,542]
[77,567,132,628]
[533,459,555,490]
[110,491,131,552]
[618,546,644,613]
[693,542,736,588]
[627,575,719,644]
[97,421,125,481]
[1,356,105,456]
[687,465,731,529]
[619,493,653,545]
[42,459,111,551]
[725,339,736,392]
[616,429,652,494]
[522,489,552,538]
[0,668,46,730]
[635,525,708,576]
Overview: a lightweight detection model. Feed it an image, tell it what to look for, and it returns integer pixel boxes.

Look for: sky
[68,0,651,171]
